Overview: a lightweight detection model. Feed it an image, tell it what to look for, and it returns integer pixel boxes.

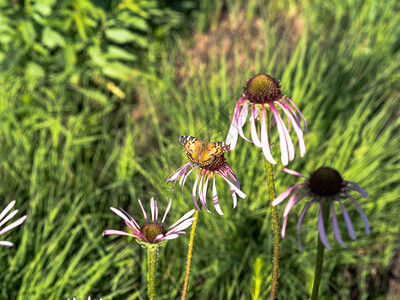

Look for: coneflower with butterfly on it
[167,135,246,300]
[167,135,246,215]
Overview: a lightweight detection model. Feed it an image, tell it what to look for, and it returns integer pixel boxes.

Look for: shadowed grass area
[0,0,399,299]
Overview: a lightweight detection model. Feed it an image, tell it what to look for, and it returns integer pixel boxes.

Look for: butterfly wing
[179,136,202,164]
[198,141,230,166]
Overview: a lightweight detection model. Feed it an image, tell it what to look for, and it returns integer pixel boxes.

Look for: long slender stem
[264,157,280,299]
[148,246,158,300]
[264,110,280,300]
[310,201,330,300]
[181,209,200,300]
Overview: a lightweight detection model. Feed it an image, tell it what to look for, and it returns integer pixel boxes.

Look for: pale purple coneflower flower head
[272,167,370,251]
[103,198,195,245]
[226,74,307,166]
[0,200,27,247]
[167,152,246,215]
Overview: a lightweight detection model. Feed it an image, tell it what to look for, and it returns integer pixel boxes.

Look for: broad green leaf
[105,28,147,47]
[42,27,66,49]
[106,45,137,61]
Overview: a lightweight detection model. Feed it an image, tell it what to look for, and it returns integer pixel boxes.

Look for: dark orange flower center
[141,223,166,243]
[243,74,282,103]
[200,154,227,171]
[309,167,344,197]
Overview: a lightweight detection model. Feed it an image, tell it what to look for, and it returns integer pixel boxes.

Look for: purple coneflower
[167,154,246,215]
[226,73,307,166]
[0,200,27,247]
[272,167,370,251]
[103,198,195,245]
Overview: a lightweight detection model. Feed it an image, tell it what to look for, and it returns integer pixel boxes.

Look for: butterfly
[179,136,230,167]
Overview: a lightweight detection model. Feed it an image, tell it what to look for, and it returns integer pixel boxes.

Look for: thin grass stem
[181,209,200,300]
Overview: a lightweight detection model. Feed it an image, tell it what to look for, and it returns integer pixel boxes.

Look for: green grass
[0,0,399,299]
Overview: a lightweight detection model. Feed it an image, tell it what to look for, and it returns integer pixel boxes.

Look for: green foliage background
[0,0,399,299]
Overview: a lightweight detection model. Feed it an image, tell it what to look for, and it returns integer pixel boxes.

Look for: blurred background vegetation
[0,0,399,299]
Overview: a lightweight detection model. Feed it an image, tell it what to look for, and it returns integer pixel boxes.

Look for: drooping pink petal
[181,166,198,204]
[226,98,246,150]
[285,97,307,134]
[198,169,210,213]
[345,193,370,235]
[0,215,27,236]
[110,207,139,232]
[345,181,368,198]
[191,170,202,212]
[270,103,294,163]
[283,168,308,179]
[318,200,331,250]
[297,200,313,252]
[237,102,252,142]
[281,217,288,238]
[217,170,246,199]
[212,174,224,215]
[283,102,302,130]
[102,230,137,238]
[330,199,347,248]
[161,233,180,240]
[168,218,196,234]
[178,163,193,187]
[250,105,262,147]
[272,184,304,206]
[0,241,13,247]
[150,197,155,222]
[337,197,356,240]
[283,191,308,218]
[0,209,18,227]
[161,198,172,225]
[119,208,141,232]
[260,105,277,164]
[276,101,306,157]
[0,200,16,222]
[167,210,196,231]
[137,199,148,223]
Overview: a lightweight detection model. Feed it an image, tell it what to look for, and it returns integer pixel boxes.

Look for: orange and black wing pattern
[179,136,230,167]
[179,136,203,164]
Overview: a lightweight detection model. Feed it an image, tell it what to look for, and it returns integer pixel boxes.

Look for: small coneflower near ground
[0,200,27,247]
[167,141,246,215]
[103,197,195,300]
[226,73,307,166]
[272,167,370,300]
[272,167,370,251]
[103,197,195,245]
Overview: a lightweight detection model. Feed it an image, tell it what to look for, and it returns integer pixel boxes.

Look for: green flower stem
[310,200,330,300]
[264,109,280,300]
[264,157,280,300]
[181,209,199,300]
[148,245,158,300]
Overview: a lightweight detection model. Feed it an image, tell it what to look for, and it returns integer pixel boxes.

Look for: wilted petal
[330,199,347,248]
[318,201,331,250]
[260,105,277,164]
[337,197,356,240]
[345,193,370,235]
[297,200,313,252]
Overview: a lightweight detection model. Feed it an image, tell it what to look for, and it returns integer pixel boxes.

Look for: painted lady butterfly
[179,136,230,167]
